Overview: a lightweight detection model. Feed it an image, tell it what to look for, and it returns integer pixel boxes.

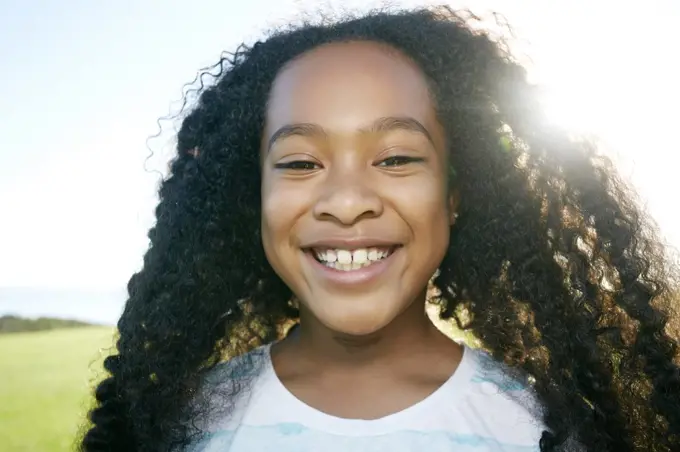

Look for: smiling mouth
[306,246,399,272]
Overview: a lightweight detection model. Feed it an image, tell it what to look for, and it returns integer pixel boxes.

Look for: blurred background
[1,0,678,450]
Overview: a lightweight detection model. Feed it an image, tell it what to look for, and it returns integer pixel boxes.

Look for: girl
[80,6,680,452]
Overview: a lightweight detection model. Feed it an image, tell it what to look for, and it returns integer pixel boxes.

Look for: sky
[0,0,678,291]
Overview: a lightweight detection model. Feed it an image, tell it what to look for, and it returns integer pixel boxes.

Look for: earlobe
[450,211,459,225]
[448,191,461,225]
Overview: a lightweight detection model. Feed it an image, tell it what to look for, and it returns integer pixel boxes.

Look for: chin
[304,291,414,337]
[320,312,396,337]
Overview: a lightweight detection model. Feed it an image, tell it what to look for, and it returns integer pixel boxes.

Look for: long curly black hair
[79,6,680,452]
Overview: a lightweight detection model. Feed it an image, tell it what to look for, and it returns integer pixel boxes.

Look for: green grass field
[0,327,117,452]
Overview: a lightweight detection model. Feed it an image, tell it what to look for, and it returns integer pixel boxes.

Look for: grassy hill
[0,326,116,452]
[0,315,98,334]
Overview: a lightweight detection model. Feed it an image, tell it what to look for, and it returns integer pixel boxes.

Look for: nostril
[312,186,383,224]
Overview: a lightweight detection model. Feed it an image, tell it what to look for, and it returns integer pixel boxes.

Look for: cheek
[394,177,451,258]
[400,178,450,228]
[260,176,309,251]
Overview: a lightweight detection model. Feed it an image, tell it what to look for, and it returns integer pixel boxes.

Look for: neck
[289,293,442,369]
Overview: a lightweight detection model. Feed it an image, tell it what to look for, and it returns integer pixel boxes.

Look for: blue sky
[1,0,678,290]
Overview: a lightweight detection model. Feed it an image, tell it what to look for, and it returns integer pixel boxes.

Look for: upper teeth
[315,248,389,265]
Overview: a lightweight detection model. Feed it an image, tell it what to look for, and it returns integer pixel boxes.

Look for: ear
[448,189,461,225]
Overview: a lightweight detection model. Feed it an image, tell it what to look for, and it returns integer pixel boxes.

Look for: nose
[312,170,383,225]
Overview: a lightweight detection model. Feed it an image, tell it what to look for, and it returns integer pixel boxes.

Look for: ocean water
[0,287,127,325]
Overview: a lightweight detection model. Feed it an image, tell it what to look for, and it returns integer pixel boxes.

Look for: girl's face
[261,41,456,335]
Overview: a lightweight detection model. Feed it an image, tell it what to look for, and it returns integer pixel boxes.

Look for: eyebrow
[266,116,435,152]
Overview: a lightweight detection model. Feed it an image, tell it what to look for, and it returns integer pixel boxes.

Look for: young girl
[80,6,680,452]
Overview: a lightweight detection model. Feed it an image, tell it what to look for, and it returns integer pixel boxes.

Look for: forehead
[265,41,437,136]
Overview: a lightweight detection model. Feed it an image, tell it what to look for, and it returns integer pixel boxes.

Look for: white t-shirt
[187,344,545,451]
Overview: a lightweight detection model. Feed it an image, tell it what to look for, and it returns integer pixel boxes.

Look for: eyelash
[376,155,424,167]
[273,155,424,171]
[274,161,321,171]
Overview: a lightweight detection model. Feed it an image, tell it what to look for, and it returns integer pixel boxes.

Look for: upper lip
[301,237,402,250]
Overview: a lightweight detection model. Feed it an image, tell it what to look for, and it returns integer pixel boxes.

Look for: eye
[274,160,322,171]
[376,155,424,167]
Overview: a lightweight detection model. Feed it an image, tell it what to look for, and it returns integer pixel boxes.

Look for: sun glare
[536,49,679,248]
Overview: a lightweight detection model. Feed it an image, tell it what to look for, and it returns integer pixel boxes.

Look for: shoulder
[465,347,542,411]
[202,345,271,388]
[458,347,546,441]
[466,348,534,393]
[187,345,272,431]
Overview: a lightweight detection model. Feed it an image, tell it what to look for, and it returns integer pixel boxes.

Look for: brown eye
[376,156,424,167]
[274,161,322,171]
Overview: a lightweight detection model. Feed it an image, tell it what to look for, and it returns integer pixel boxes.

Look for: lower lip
[304,249,398,286]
